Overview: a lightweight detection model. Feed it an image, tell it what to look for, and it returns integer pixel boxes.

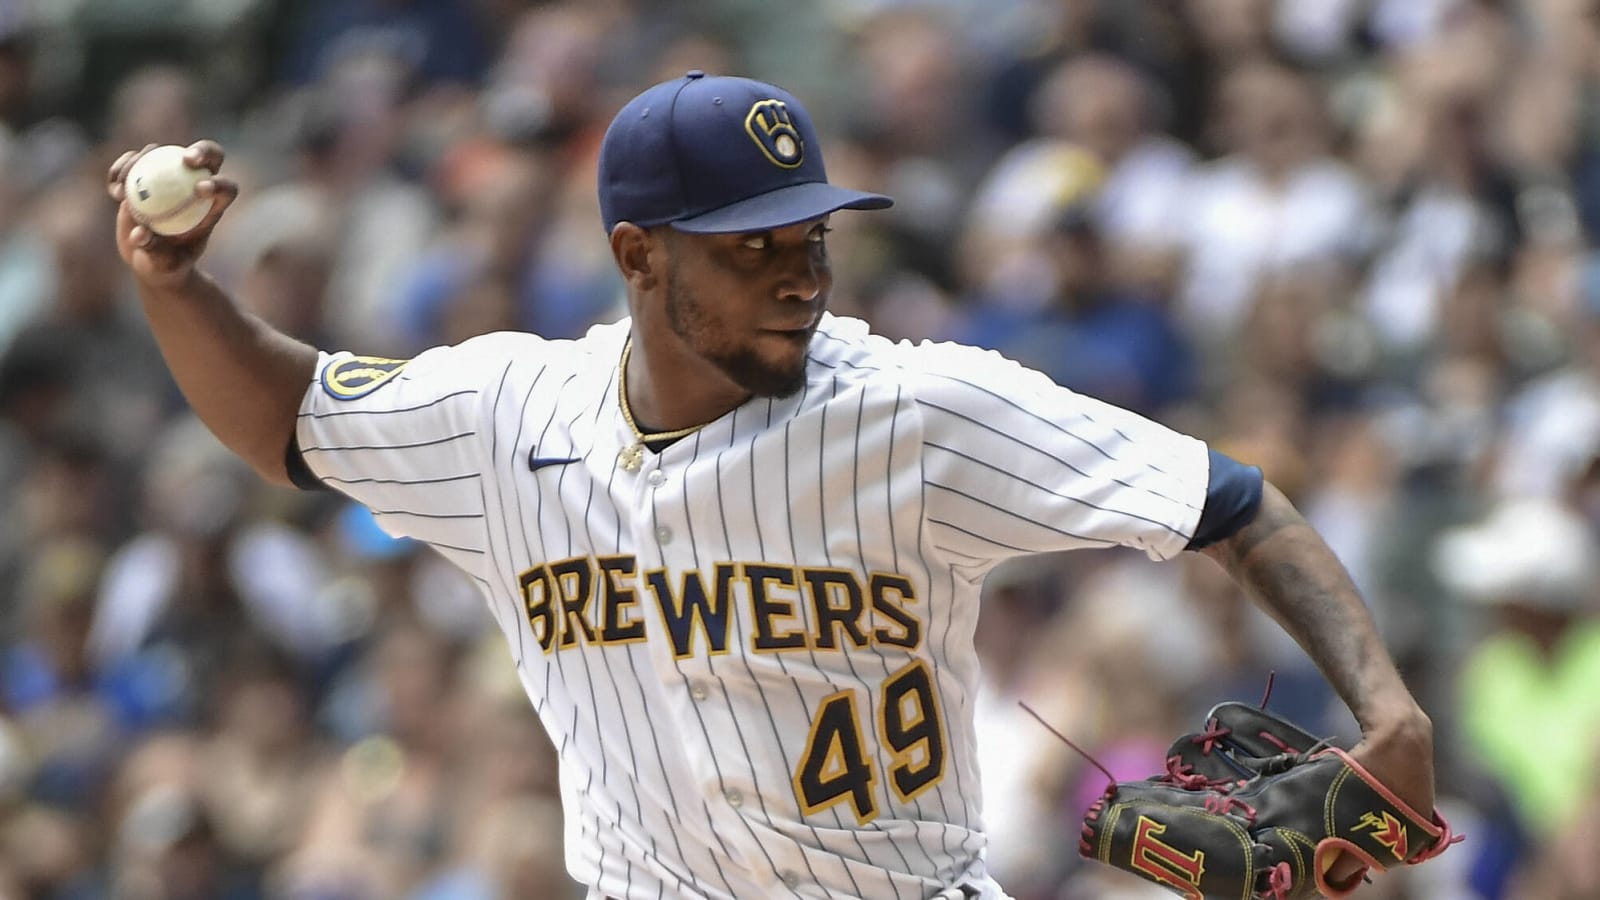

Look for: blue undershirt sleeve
[1185,448,1264,550]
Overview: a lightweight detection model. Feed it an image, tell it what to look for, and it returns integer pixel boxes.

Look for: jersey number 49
[792,659,948,824]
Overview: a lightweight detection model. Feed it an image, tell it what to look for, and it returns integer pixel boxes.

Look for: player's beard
[665,267,811,399]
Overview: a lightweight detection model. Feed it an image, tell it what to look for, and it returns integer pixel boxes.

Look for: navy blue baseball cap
[598,71,893,234]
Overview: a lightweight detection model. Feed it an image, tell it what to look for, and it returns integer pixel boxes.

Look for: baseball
[124,144,211,236]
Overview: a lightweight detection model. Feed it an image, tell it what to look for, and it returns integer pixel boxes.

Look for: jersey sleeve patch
[320,356,411,400]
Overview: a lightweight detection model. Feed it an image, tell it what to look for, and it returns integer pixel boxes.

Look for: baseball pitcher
[108,72,1447,899]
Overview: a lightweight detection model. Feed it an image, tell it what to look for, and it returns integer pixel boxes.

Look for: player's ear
[610,222,662,292]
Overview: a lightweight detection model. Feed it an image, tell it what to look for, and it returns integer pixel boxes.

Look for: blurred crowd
[0,0,1598,898]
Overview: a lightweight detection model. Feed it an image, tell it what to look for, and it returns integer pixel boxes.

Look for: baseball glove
[1078,701,1459,900]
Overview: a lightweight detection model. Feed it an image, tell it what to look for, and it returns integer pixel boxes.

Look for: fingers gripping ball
[125,145,210,236]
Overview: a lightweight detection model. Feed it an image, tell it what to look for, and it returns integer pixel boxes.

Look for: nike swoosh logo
[528,454,582,472]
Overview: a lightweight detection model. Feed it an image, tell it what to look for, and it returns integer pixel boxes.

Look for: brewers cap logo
[321,356,410,400]
[745,99,804,169]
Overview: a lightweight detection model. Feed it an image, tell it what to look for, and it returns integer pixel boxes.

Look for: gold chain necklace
[616,337,706,472]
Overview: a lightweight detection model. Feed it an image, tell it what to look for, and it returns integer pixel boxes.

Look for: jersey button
[647,469,666,487]
[725,789,743,808]
[655,526,673,544]
[781,872,801,889]
[690,682,708,702]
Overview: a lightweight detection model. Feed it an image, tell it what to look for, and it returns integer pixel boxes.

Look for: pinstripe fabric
[294,314,1209,900]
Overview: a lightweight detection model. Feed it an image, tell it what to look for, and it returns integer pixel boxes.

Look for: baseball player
[108,72,1438,899]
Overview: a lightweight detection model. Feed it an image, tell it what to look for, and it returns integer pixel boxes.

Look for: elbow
[1196,479,1298,568]
[237,425,303,490]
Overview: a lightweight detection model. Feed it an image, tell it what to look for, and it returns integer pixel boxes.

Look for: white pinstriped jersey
[295,313,1210,900]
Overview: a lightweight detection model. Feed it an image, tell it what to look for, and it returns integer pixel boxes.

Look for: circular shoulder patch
[321,356,410,400]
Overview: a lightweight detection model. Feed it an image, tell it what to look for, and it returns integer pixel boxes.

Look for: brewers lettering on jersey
[110,71,1442,900]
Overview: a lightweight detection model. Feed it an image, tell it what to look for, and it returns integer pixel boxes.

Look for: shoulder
[809,315,1064,405]
[403,318,630,385]
[311,321,629,411]
[449,317,628,363]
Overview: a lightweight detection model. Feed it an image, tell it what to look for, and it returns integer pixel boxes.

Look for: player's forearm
[138,269,316,486]
[1199,483,1430,738]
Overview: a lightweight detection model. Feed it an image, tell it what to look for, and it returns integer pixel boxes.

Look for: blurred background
[0,0,1596,897]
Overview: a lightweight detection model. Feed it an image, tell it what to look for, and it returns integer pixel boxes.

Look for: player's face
[663,218,833,398]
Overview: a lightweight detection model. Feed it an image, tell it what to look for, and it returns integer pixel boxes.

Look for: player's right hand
[106,140,239,292]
